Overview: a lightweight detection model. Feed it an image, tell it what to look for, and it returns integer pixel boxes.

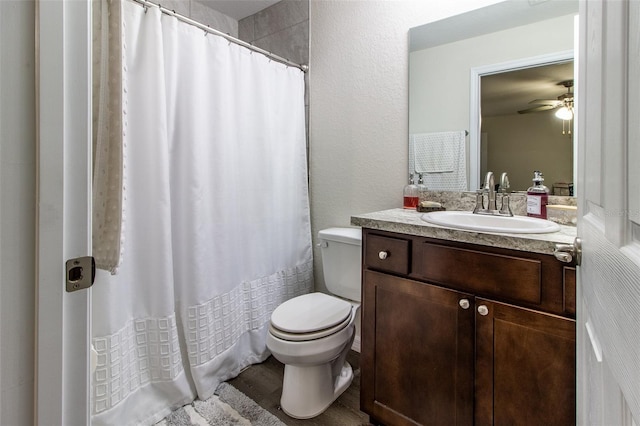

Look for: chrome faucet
[498,172,513,216]
[473,171,513,217]
[499,172,509,190]
[484,171,496,210]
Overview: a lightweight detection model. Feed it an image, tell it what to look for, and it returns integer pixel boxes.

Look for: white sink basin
[421,211,561,234]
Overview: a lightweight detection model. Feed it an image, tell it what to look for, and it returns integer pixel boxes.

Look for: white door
[35,0,92,424]
[577,0,640,424]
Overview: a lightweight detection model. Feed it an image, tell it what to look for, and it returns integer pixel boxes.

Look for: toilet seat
[269,293,353,342]
[269,314,351,341]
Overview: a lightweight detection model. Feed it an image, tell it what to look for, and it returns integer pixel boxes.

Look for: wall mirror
[409,0,579,194]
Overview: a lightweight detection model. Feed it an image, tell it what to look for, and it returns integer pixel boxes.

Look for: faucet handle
[473,189,484,213]
[497,189,514,216]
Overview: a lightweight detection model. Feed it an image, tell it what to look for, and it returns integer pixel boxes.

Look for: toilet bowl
[266,293,359,419]
[266,227,362,419]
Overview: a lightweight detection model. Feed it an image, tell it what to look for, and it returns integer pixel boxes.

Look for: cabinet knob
[477,305,489,316]
[459,299,470,309]
[378,251,389,260]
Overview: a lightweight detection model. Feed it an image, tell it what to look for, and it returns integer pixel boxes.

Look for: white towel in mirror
[410,131,467,191]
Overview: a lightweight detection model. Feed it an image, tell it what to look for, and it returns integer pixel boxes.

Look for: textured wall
[309,0,501,293]
[0,1,36,424]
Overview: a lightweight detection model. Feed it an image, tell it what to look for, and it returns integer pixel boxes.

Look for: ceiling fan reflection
[517,79,574,115]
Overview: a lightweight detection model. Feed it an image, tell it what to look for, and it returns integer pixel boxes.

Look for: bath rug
[157,382,285,426]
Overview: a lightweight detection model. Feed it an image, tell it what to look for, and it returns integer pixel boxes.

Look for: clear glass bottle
[417,173,428,203]
[526,171,550,219]
[403,173,419,209]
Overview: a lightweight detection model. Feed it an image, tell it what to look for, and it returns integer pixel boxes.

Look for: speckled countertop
[350,208,577,256]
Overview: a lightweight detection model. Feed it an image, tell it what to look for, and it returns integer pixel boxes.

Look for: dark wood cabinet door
[361,270,475,426]
[475,299,576,426]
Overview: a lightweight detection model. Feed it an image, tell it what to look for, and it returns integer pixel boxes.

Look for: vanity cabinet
[360,229,576,426]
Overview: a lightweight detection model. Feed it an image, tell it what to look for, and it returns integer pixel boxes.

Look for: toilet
[266,227,362,419]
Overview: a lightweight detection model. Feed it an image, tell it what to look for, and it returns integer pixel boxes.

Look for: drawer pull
[459,299,470,310]
[477,305,489,316]
[378,251,389,260]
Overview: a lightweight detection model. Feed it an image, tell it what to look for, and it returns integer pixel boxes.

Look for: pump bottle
[417,173,428,203]
[403,174,419,209]
[526,171,550,219]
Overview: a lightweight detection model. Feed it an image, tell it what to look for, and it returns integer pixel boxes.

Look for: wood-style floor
[228,350,372,426]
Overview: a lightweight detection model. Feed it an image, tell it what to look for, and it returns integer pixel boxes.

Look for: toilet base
[280,361,354,419]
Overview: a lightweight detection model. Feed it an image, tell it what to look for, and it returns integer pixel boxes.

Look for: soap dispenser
[417,173,428,203]
[526,171,550,219]
[403,173,419,209]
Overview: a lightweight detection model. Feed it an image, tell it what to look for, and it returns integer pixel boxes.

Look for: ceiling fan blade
[517,104,558,114]
[528,99,563,106]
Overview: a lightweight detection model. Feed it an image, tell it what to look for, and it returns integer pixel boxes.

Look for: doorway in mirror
[479,59,574,192]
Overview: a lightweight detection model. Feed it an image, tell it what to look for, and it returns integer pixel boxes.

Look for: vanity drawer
[365,234,410,275]
[413,242,542,305]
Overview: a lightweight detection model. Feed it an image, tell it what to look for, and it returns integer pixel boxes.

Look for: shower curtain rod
[130,0,309,72]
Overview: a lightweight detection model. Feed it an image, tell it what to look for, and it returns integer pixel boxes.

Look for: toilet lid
[268,314,352,342]
[270,292,352,335]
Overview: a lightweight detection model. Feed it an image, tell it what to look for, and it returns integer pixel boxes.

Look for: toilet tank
[318,227,362,302]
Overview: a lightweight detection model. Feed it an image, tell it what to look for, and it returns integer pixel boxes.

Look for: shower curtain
[91,2,313,425]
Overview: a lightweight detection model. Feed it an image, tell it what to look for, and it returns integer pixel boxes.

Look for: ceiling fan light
[555,106,573,120]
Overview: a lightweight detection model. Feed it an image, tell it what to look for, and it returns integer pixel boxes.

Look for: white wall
[0,0,36,424]
[308,0,501,293]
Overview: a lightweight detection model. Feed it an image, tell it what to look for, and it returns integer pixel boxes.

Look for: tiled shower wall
[159,0,238,36]
[159,0,310,70]
[238,0,309,68]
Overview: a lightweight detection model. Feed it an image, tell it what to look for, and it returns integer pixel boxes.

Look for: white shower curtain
[91,2,313,425]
